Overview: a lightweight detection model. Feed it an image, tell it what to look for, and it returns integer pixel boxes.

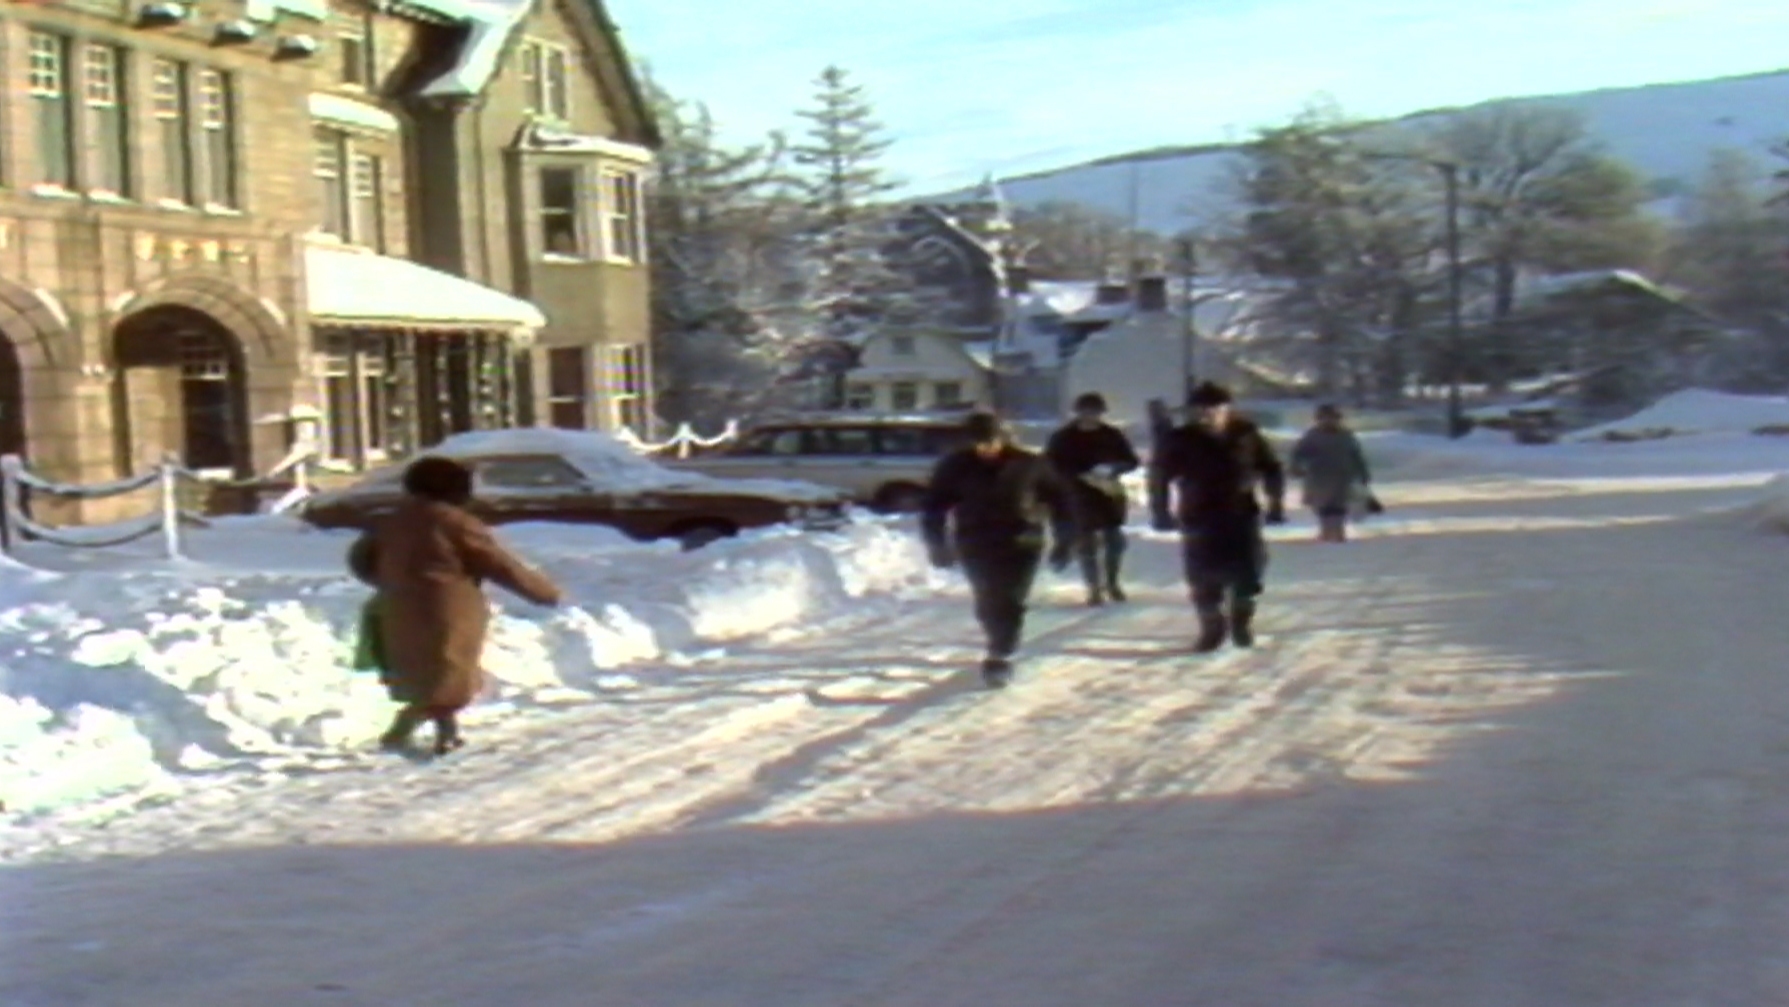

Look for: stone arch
[110,301,254,477]
[0,278,74,463]
[111,273,290,369]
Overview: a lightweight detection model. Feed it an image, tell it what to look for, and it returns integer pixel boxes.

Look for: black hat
[402,456,475,504]
[1072,392,1108,413]
[1188,381,1233,407]
[963,410,1006,444]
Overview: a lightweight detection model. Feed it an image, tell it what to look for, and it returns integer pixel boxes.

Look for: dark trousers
[1077,525,1127,591]
[960,539,1043,658]
[1180,515,1268,614]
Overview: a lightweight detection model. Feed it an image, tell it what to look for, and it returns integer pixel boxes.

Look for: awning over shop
[304,241,546,340]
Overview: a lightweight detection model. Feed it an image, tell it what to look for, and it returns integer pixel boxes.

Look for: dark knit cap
[1188,381,1234,407]
[403,456,475,503]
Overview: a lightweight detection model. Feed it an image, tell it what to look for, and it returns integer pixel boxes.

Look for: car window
[475,456,587,490]
[811,427,876,456]
[735,428,807,456]
[875,426,943,457]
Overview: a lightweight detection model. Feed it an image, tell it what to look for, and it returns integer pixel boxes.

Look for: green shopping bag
[351,596,387,672]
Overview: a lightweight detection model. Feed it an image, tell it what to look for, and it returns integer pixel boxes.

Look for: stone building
[0,0,657,519]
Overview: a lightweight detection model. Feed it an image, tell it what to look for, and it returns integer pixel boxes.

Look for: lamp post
[1362,150,1467,438]
[1176,235,1198,404]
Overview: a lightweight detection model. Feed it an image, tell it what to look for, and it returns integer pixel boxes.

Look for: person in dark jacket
[1045,392,1142,606]
[1290,403,1374,543]
[922,411,1077,688]
[1149,381,1287,653]
[348,457,562,755]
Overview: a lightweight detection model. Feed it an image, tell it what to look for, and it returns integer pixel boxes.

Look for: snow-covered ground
[5,424,1789,1005]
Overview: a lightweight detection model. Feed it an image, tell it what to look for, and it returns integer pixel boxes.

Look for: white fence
[612,420,740,458]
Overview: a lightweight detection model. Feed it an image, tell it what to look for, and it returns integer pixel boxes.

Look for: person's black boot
[980,656,1014,688]
[378,706,424,752]
[431,712,464,756]
[1193,609,1228,653]
[1106,578,1127,603]
[1230,601,1257,648]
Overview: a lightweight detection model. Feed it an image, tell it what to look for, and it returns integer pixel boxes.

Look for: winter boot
[1230,601,1257,649]
[431,712,464,756]
[1193,609,1229,654]
[379,706,425,752]
[1106,580,1127,603]
[981,656,1014,689]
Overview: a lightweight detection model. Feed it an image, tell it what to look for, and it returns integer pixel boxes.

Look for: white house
[845,331,994,412]
[1062,276,1267,425]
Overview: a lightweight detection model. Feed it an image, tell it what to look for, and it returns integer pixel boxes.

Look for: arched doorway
[0,330,23,461]
[112,305,249,475]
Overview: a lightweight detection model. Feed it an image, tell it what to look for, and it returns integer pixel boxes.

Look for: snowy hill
[945,70,1789,234]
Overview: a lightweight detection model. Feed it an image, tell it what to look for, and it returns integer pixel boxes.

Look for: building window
[608,343,648,432]
[320,333,392,465]
[933,381,963,408]
[545,346,589,429]
[196,69,236,208]
[28,32,74,189]
[350,152,383,251]
[890,382,919,411]
[601,169,644,263]
[337,17,374,87]
[539,167,581,257]
[845,384,875,410]
[890,335,916,356]
[314,129,347,237]
[519,40,569,120]
[84,44,130,197]
[151,60,193,204]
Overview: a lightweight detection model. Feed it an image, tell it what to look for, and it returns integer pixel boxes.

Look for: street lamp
[1176,235,1197,404]
[1362,150,1467,439]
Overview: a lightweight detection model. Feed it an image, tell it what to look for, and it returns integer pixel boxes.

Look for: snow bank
[1569,389,1789,441]
[1740,474,1789,535]
[0,516,933,816]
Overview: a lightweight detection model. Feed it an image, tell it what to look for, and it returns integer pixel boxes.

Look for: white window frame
[890,381,920,412]
[336,15,373,88]
[538,165,584,259]
[313,128,383,249]
[845,383,875,411]
[195,68,237,209]
[28,31,74,190]
[600,167,645,265]
[519,39,570,121]
[313,128,347,238]
[319,334,392,467]
[83,43,129,198]
[607,343,648,432]
[349,151,383,251]
[151,58,194,205]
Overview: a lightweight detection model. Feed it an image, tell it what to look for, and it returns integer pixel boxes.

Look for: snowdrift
[1569,389,1789,441]
[1740,474,1789,536]
[0,516,933,816]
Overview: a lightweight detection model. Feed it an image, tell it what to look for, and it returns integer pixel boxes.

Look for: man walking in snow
[1291,403,1376,543]
[922,411,1078,688]
[1045,392,1141,606]
[1149,381,1287,653]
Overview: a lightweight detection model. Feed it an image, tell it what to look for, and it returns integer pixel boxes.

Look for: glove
[926,540,957,570]
[1151,512,1176,533]
[1263,502,1287,525]
[1363,493,1385,516]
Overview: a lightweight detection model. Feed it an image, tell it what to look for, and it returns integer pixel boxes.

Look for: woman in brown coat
[348,456,562,755]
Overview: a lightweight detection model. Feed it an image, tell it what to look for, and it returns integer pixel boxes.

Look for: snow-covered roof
[243,0,325,21]
[308,92,400,133]
[1020,280,1100,317]
[414,0,533,98]
[521,123,653,163]
[303,241,546,336]
[1521,269,1671,302]
[963,341,996,371]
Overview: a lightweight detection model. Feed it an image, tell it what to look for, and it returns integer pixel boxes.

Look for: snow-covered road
[8,463,1789,1005]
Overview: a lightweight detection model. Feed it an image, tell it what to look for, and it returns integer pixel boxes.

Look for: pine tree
[784,65,923,364]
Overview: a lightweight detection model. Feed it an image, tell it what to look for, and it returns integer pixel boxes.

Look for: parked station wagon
[663,413,975,512]
[300,428,850,548]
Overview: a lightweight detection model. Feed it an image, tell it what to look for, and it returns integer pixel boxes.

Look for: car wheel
[677,522,736,551]
[877,484,928,513]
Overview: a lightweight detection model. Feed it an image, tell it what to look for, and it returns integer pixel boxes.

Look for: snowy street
[7,438,1789,1005]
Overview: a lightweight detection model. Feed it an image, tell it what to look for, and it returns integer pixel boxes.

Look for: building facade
[0,0,656,521]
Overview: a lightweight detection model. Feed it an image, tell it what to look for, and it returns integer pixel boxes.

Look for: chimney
[1136,275,1169,312]
[1007,263,1031,295]
[1095,281,1129,306]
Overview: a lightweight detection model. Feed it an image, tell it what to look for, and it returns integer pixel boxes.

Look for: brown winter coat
[347,498,561,710]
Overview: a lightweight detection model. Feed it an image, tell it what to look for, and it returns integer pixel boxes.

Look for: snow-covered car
[298,428,851,548]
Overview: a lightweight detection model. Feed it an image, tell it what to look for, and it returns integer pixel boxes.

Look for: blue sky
[603,0,1789,195]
